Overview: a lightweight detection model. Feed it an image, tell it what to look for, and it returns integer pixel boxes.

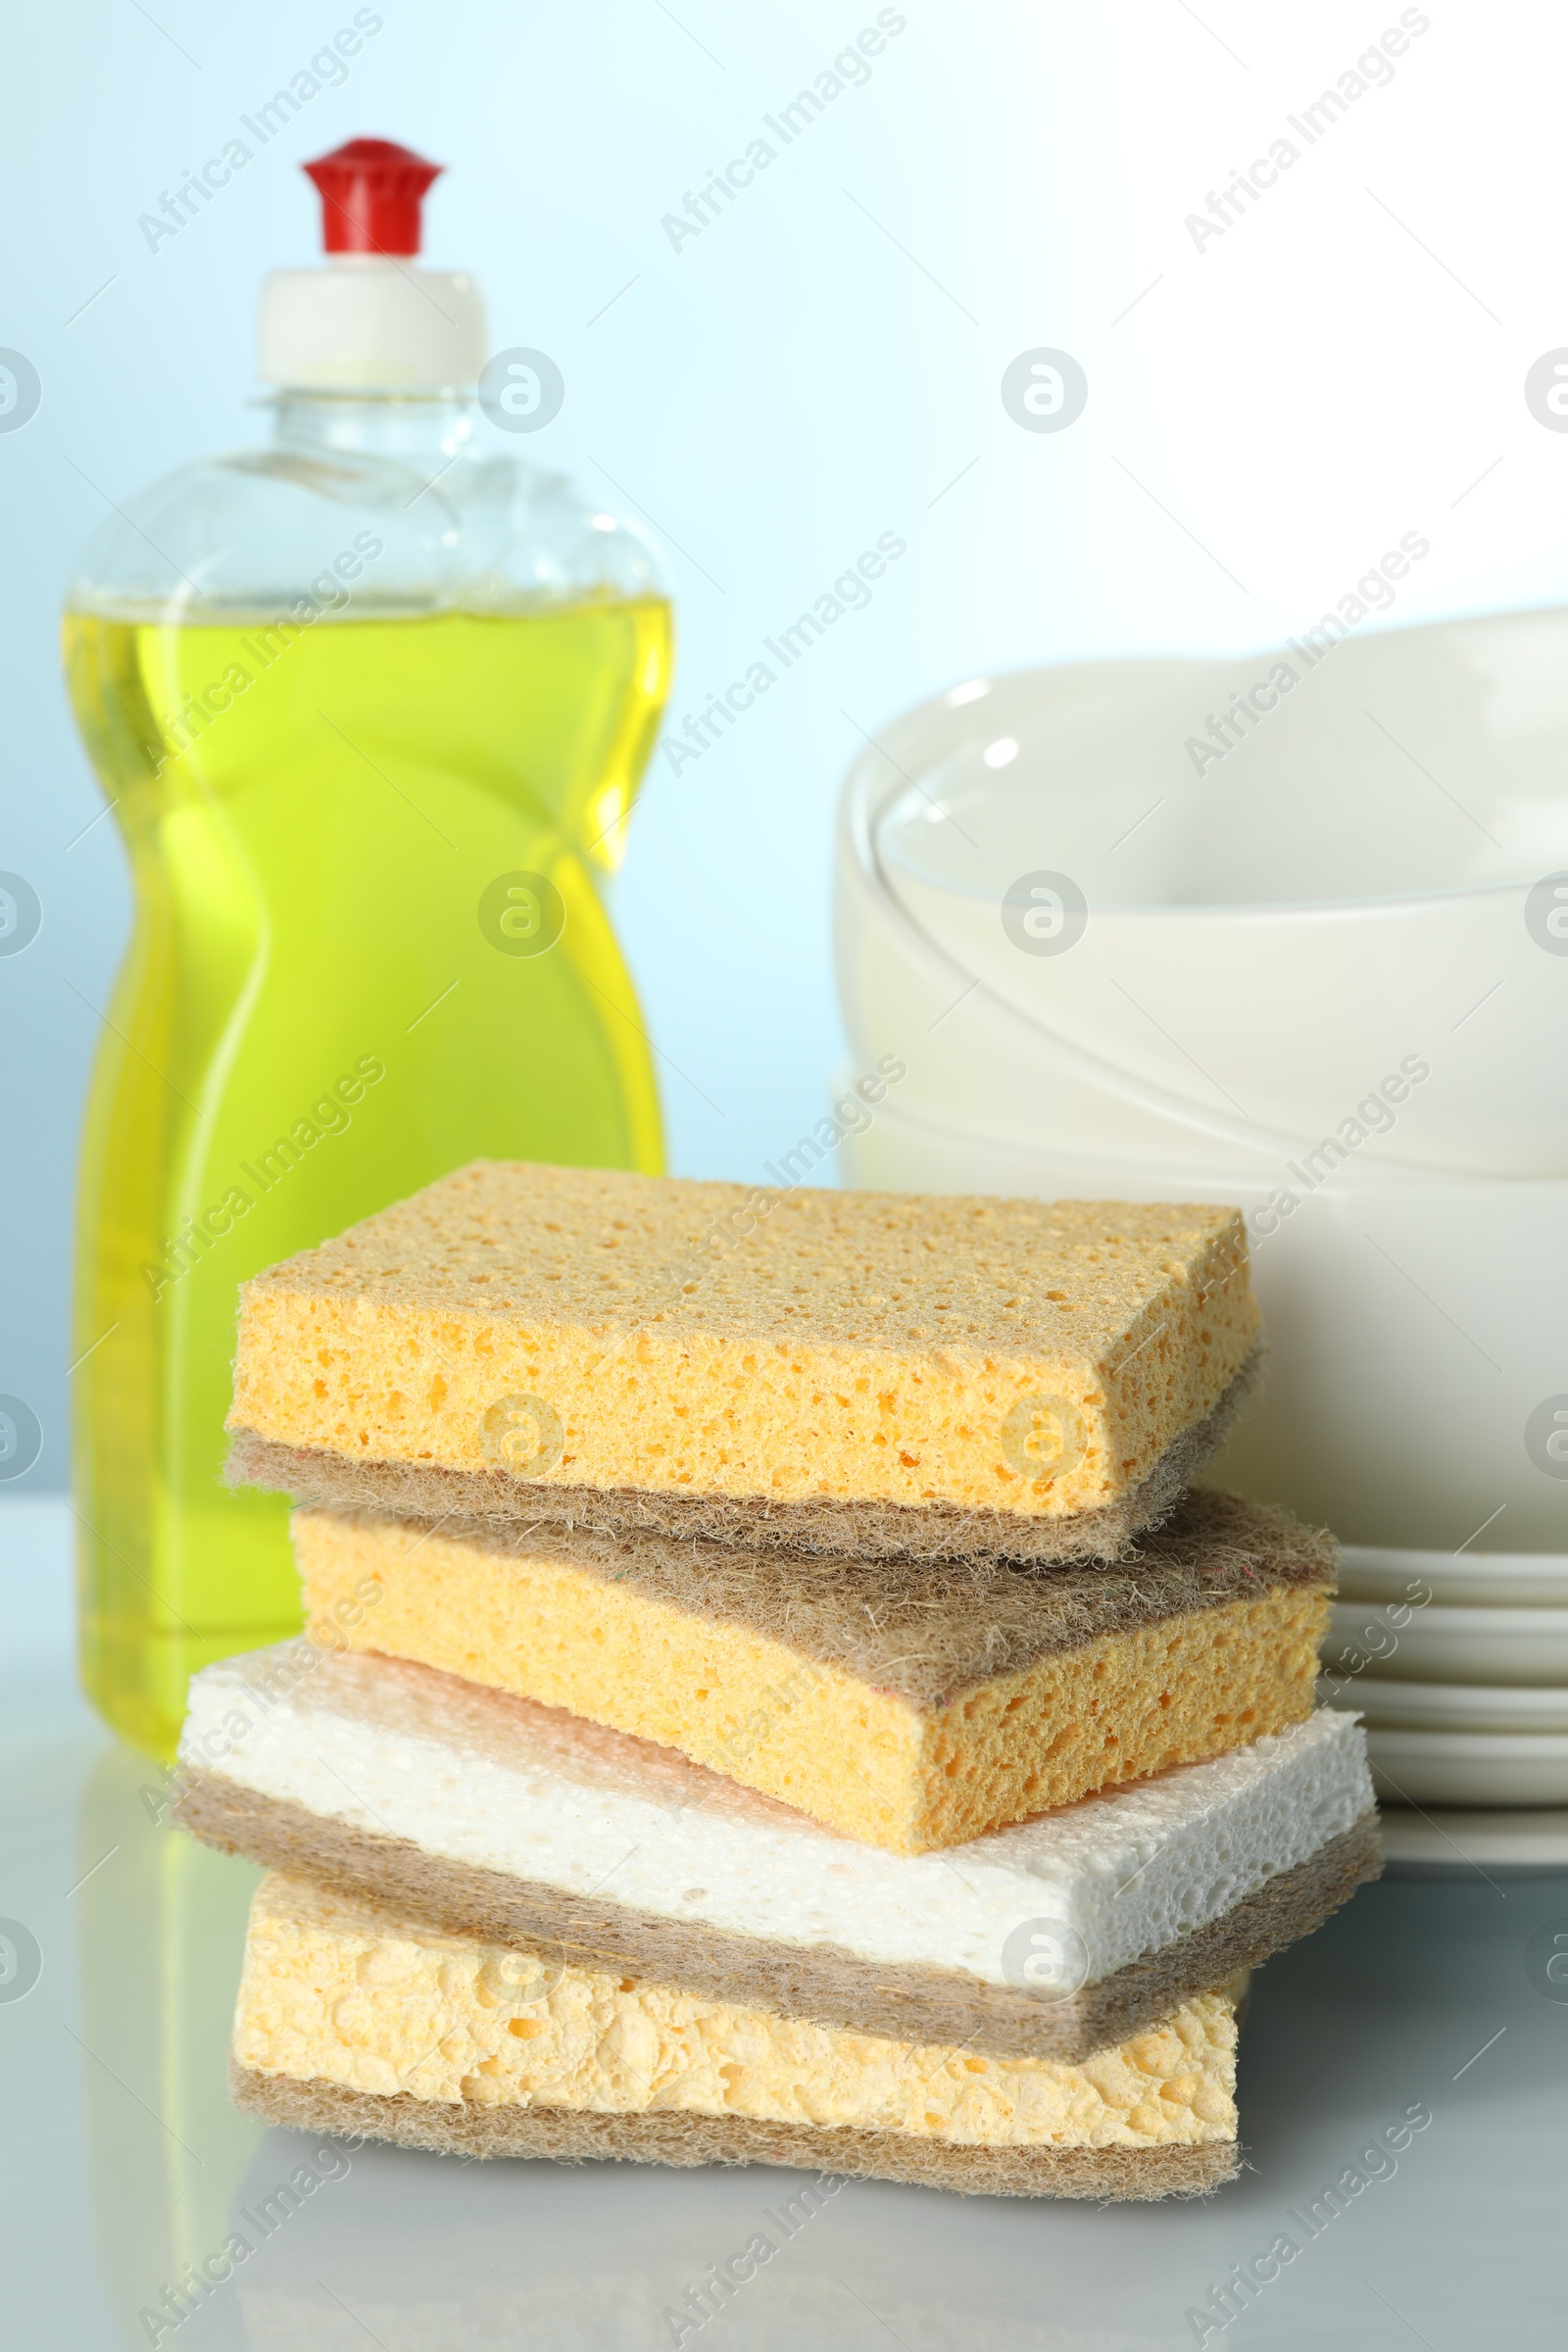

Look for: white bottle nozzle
[257,137,488,391]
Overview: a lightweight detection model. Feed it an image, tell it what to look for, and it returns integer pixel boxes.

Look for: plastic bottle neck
[270,389,479,464]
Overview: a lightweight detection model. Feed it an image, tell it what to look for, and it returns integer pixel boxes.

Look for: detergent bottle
[65,139,671,1756]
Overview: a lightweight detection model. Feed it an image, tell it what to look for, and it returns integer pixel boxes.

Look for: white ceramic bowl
[1364,1726,1568,1806]
[841,612,1568,1177]
[1324,1601,1568,1686]
[838,1087,1568,1551]
[834,618,1568,1561]
[1320,1677,1568,1734]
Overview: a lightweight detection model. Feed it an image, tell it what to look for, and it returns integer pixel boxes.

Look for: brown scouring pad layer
[224,1162,1262,1566]
[232,2060,1238,2199]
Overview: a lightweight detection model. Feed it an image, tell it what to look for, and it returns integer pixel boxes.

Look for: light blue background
[5,0,1567,1485]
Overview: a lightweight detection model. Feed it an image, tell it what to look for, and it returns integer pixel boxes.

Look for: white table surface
[3,1500,1564,2350]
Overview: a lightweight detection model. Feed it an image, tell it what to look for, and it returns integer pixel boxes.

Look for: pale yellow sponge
[292,1489,1332,1851]
[227,1162,1261,1564]
[230,1871,1238,2195]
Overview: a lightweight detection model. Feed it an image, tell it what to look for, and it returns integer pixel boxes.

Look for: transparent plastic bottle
[64,141,671,1756]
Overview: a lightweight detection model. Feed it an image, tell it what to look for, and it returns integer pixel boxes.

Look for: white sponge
[180,1642,1374,1998]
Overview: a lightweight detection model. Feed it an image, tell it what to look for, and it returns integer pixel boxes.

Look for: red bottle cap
[303,138,443,257]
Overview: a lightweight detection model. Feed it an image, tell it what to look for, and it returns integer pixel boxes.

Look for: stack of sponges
[177,1163,1380,2199]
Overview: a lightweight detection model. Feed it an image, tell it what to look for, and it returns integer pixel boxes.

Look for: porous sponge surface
[295,1514,1327,1851]
[234,1872,1237,2148]
[229,1163,1259,1519]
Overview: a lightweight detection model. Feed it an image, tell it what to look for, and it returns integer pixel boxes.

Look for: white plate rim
[1364,1726,1568,1757]
[1341,1544,1568,1576]
[1376,1804,1568,1872]
[1337,1544,1568,1605]
[1321,1677,1568,1730]
[1329,1599,1568,1635]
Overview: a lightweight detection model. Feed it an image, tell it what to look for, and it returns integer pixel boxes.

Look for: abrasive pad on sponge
[283,1486,1332,1850]
[224,1161,1262,1565]
[176,1640,1378,2064]
[229,1871,1242,2199]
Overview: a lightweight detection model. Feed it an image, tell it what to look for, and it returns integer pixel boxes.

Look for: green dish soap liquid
[64,140,671,1757]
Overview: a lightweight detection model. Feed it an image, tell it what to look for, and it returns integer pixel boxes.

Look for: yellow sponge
[231,1871,1238,2183]
[294,1489,1331,1851]
[228,1162,1260,1563]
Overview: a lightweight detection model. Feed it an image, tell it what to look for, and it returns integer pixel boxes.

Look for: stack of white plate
[1319,1547,1568,1864]
[832,614,1568,1871]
